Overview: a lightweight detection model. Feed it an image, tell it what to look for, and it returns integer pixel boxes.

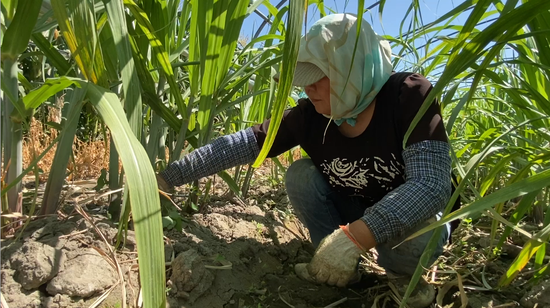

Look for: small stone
[169,249,214,303]
[46,248,117,297]
[125,230,137,247]
[197,244,213,256]
[5,290,41,308]
[96,222,117,241]
[43,294,73,308]
[26,291,42,307]
[9,242,66,290]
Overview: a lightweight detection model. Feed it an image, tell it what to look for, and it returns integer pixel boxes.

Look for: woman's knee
[285,159,342,245]
[285,159,325,194]
[376,221,449,276]
[286,158,315,176]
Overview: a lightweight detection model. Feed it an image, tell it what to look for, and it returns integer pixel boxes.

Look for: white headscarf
[295,13,393,126]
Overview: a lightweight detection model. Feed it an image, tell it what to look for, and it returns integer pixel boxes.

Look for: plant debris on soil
[1,171,549,308]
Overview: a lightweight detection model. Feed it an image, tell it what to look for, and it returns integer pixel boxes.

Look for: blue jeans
[285,159,450,276]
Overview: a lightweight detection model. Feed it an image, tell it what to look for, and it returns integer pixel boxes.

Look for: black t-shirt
[252,72,447,207]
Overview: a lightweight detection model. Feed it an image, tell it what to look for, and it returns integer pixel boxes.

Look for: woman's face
[305,76,331,115]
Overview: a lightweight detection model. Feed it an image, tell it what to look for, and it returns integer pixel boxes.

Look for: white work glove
[295,227,363,287]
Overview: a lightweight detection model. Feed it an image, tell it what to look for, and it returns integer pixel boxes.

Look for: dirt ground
[1,172,549,308]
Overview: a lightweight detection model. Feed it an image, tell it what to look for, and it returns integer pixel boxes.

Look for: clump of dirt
[160,189,370,308]
[1,215,140,308]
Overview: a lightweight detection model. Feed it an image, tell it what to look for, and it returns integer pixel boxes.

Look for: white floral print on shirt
[320,153,404,194]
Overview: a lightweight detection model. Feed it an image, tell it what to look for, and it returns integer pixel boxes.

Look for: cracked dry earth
[1,179,378,308]
[2,177,550,308]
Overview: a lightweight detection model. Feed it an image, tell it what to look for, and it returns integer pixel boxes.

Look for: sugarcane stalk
[3,58,23,214]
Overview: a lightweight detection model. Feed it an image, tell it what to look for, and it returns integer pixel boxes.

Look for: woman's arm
[351,140,451,247]
[160,128,260,187]
[159,100,308,188]
[351,73,452,247]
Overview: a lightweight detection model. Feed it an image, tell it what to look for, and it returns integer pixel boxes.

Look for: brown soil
[1,174,548,308]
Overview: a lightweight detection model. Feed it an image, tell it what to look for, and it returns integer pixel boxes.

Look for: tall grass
[383,1,550,305]
[1,0,304,305]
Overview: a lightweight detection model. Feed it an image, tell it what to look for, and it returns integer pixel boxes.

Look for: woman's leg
[375,214,450,276]
[374,216,450,308]
[285,159,343,246]
[286,158,449,277]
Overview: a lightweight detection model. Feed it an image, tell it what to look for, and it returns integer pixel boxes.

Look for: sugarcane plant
[2,0,550,307]
[381,1,550,304]
[1,0,306,306]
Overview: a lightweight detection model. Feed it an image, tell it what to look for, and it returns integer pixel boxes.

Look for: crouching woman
[158,13,452,308]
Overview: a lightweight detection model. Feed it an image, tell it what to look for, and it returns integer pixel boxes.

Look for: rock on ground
[9,241,66,290]
[1,269,42,308]
[46,248,117,297]
[43,294,84,308]
[168,248,214,303]
[1,216,139,307]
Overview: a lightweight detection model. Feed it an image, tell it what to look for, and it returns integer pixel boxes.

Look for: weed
[253,221,265,237]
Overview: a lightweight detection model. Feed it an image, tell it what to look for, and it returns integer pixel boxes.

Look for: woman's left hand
[294,227,363,287]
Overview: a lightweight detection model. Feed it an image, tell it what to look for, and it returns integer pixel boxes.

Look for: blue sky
[241,0,469,41]
[238,0,476,75]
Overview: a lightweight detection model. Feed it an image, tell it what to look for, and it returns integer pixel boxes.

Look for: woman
[158,13,451,308]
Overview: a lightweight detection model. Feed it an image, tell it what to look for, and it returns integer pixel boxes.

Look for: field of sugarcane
[1,0,549,307]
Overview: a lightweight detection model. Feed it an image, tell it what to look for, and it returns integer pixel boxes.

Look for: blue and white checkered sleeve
[160,128,260,187]
[360,140,452,244]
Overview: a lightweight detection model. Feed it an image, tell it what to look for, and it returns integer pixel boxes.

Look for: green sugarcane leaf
[530,263,550,284]
[30,77,166,305]
[104,0,143,139]
[40,87,86,215]
[1,0,42,60]
[17,72,33,92]
[124,0,187,116]
[447,0,492,65]
[499,223,550,286]
[125,22,182,131]
[1,0,18,21]
[83,79,166,307]
[31,33,74,76]
[217,170,242,197]
[22,77,79,110]
[252,0,304,168]
[51,0,106,84]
